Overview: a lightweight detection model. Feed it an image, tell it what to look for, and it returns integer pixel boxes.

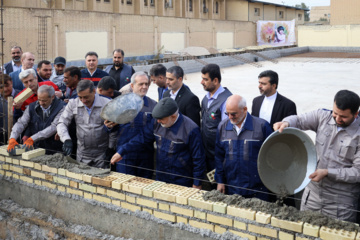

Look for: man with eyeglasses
[215,94,272,200]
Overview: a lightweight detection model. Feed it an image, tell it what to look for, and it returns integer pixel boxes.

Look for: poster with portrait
[256,20,296,46]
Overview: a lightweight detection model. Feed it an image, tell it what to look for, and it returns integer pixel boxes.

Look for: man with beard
[149,64,168,100]
[4,46,22,74]
[50,56,66,91]
[37,60,53,82]
[10,52,35,91]
[215,95,272,200]
[274,90,360,223]
[251,70,296,128]
[105,49,135,90]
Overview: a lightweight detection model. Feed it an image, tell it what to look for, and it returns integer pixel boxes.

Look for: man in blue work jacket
[215,94,272,200]
[111,97,206,188]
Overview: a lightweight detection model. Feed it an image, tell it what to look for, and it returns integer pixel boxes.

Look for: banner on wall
[257,20,296,46]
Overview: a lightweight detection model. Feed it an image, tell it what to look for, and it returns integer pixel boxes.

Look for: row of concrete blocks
[0,151,357,240]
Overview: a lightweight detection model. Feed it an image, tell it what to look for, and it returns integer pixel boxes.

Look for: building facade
[330,0,360,25]
[310,6,330,22]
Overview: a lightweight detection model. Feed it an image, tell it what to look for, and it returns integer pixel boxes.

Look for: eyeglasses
[225,112,238,117]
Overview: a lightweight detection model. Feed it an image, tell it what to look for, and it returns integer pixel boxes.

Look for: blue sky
[260,0,330,8]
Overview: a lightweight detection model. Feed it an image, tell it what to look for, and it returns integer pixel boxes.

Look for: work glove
[62,139,73,156]
[23,137,34,151]
[7,138,19,155]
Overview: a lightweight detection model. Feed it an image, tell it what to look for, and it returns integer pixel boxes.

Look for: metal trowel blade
[65,155,79,164]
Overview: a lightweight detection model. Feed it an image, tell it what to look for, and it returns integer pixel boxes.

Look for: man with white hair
[215,94,272,200]
[7,85,65,155]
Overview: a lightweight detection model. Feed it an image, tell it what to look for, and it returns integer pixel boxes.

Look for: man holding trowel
[274,90,360,222]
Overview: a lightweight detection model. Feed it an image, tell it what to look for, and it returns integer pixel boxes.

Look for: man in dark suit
[163,66,200,126]
[251,70,297,129]
[149,64,168,101]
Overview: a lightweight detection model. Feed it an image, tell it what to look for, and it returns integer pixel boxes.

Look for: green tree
[295,2,310,21]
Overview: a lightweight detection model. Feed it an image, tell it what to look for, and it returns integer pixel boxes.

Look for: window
[127,0,132,4]
[144,0,147,6]
[254,8,260,16]
[96,0,100,2]
[298,14,302,20]
[165,0,172,8]
[215,1,218,14]
[104,0,110,2]
[121,0,124,4]
[189,0,192,11]
[150,0,154,6]
[279,11,284,19]
[203,0,208,13]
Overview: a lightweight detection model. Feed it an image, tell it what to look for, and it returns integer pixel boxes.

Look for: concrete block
[112,200,121,206]
[194,210,206,220]
[229,230,256,240]
[158,203,170,211]
[92,175,118,188]
[79,183,97,193]
[111,174,136,190]
[126,195,136,204]
[53,176,70,186]
[93,194,111,204]
[69,180,79,189]
[227,205,256,220]
[14,87,33,103]
[121,202,142,212]
[189,220,214,232]
[12,166,23,174]
[154,210,176,222]
[188,191,214,211]
[45,174,53,182]
[19,175,33,184]
[319,226,356,240]
[248,224,278,238]
[213,201,227,214]
[142,181,166,197]
[153,184,188,202]
[84,192,93,200]
[176,216,188,224]
[66,171,83,181]
[23,168,31,176]
[41,165,58,174]
[279,231,294,240]
[66,187,83,197]
[42,181,57,189]
[82,174,92,183]
[19,160,34,168]
[137,197,157,209]
[22,148,45,159]
[175,187,199,205]
[303,223,320,237]
[57,185,66,192]
[96,187,107,195]
[58,168,67,176]
[34,179,42,186]
[233,220,247,230]
[170,205,194,217]
[256,211,271,224]
[142,207,153,215]
[271,217,303,233]
[207,213,233,227]
[215,225,227,234]
[31,170,46,179]
[122,177,155,195]
[106,189,126,200]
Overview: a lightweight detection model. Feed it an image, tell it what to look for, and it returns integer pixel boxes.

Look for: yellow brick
[19,160,34,168]
[207,213,233,227]
[227,205,256,220]
[34,179,42,185]
[111,174,136,190]
[34,163,42,170]
[96,187,107,195]
[213,201,227,214]
[154,210,176,222]
[66,187,83,197]
[189,220,214,231]
[11,166,23,174]
[42,181,57,189]
[22,148,45,159]
[66,171,83,180]
[271,217,303,233]
[159,203,170,211]
[303,223,320,237]
[194,210,206,220]
[170,205,194,217]
[14,87,33,103]
[19,175,33,183]
[79,183,97,193]
[23,168,31,176]
[42,165,58,174]
[53,176,70,186]
[256,211,272,224]
[137,197,157,209]
[188,191,214,211]
[58,168,67,176]
[30,170,46,179]
[45,174,53,182]
[69,180,79,189]
[5,157,12,163]
[279,231,294,240]
[12,173,19,179]
[143,208,153,215]
[215,225,227,234]
[142,181,166,197]
[84,192,93,200]
[12,159,19,165]
[0,170,4,175]
[176,216,188,224]
[234,220,247,230]
[319,226,356,240]
[57,185,66,192]
[93,195,111,204]
[5,171,12,177]
[126,195,136,204]
[296,237,310,240]
[121,202,142,212]
[175,187,199,205]
[82,174,92,183]
[248,224,278,238]
[2,164,9,170]
[0,155,4,161]
[112,199,121,206]
[229,230,256,240]
[107,189,126,200]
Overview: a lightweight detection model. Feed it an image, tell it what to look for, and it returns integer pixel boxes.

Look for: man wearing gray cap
[111,97,206,188]
[50,56,66,91]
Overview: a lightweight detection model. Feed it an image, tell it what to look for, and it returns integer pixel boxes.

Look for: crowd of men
[1,45,360,223]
